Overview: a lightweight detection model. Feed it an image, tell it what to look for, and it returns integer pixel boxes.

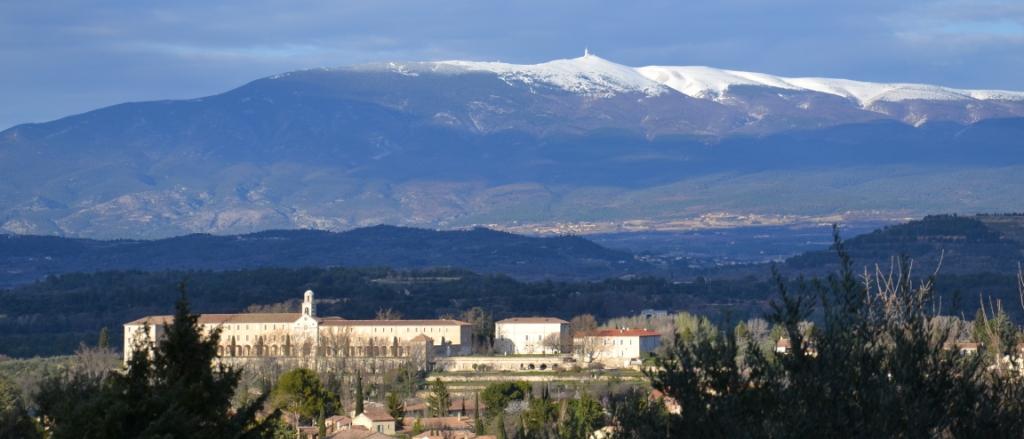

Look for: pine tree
[36,283,276,438]
[354,372,364,415]
[386,392,405,429]
[270,368,333,425]
[426,378,451,417]
[97,327,110,349]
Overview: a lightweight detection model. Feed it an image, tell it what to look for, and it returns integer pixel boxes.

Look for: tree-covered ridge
[0,225,654,287]
[786,214,1024,274]
[0,266,755,358]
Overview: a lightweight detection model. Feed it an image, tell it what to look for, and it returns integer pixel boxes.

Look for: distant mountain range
[4,214,1024,288]
[2,54,1023,238]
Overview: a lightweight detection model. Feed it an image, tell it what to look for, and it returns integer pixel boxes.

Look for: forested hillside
[0,225,656,287]
[784,214,1024,275]
[0,267,762,357]
[5,215,1024,358]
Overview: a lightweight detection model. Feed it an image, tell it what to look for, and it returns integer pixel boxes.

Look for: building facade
[123,290,472,368]
[494,317,571,355]
[575,329,661,367]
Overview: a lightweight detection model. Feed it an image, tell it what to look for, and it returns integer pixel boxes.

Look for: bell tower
[302,290,316,317]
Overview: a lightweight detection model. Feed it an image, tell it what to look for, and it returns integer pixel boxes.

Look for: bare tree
[541,333,563,354]
[575,334,609,364]
[376,308,403,320]
[72,343,120,381]
[570,314,598,336]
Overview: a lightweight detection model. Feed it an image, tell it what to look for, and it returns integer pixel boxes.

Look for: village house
[326,429,392,439]
[494,317,572,355]
[352,408,396,435]
[574,329,661,367]
[123,290,472,369]
[400,416,475,437]
[326,415,352,433]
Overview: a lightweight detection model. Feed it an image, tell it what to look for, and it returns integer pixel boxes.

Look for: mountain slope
[785,214,1024,275]
[2,54,1023,238]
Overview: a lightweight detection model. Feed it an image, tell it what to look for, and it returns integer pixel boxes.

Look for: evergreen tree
[354,372,364,415]
[481,381,529,419]
[36,284,276,438]
[494,413,508,439]
[411,417,424,435]
[0,373,40,438]
[317,406,326,438]
[558,393,603,439]
[522,388,557,436]
[616,228,1024,438]
[426,378,451,417]
[97,326,110,349]
[386,391,405,429]
[270,368,333,426]
[474,391,485,435]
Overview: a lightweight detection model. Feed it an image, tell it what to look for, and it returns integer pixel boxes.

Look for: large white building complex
[494,317,572,355]
[124,290,472,368]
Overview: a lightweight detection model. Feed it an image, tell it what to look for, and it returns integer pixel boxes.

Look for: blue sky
[2,0,1022,130]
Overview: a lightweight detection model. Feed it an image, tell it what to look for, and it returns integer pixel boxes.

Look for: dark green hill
[786,214,1024,275]
[0,226,655,286]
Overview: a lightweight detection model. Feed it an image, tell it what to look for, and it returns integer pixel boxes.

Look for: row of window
[216,344,414,358]
[208,324,455,335]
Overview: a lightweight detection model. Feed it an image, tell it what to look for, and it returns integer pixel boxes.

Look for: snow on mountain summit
[430,51,667,98]
[636,66,1024,105]
[355,54,1024,106]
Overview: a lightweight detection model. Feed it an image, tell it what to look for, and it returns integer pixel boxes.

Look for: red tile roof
[359,408,395,422]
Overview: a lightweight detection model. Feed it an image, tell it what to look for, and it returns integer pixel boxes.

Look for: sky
[2,0,1023,130]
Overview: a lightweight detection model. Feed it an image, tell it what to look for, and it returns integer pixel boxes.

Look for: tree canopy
[616,229,1024,438]
[35,285,277,438]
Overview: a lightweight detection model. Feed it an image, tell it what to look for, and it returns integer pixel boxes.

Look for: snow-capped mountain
[350,53,1024,128]
[439,53,1024,104]
[2,54,1023,238]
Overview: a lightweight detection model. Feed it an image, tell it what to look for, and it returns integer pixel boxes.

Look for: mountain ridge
[0,225,654,286]
[2,54,1023,238]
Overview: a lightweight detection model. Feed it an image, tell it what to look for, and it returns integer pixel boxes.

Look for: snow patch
[636,66,1024,106]
[432,53,667,98]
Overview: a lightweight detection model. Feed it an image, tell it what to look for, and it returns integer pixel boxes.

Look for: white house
[352,408,396,435]
[494,317,571,355]
[575,329,661,366]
